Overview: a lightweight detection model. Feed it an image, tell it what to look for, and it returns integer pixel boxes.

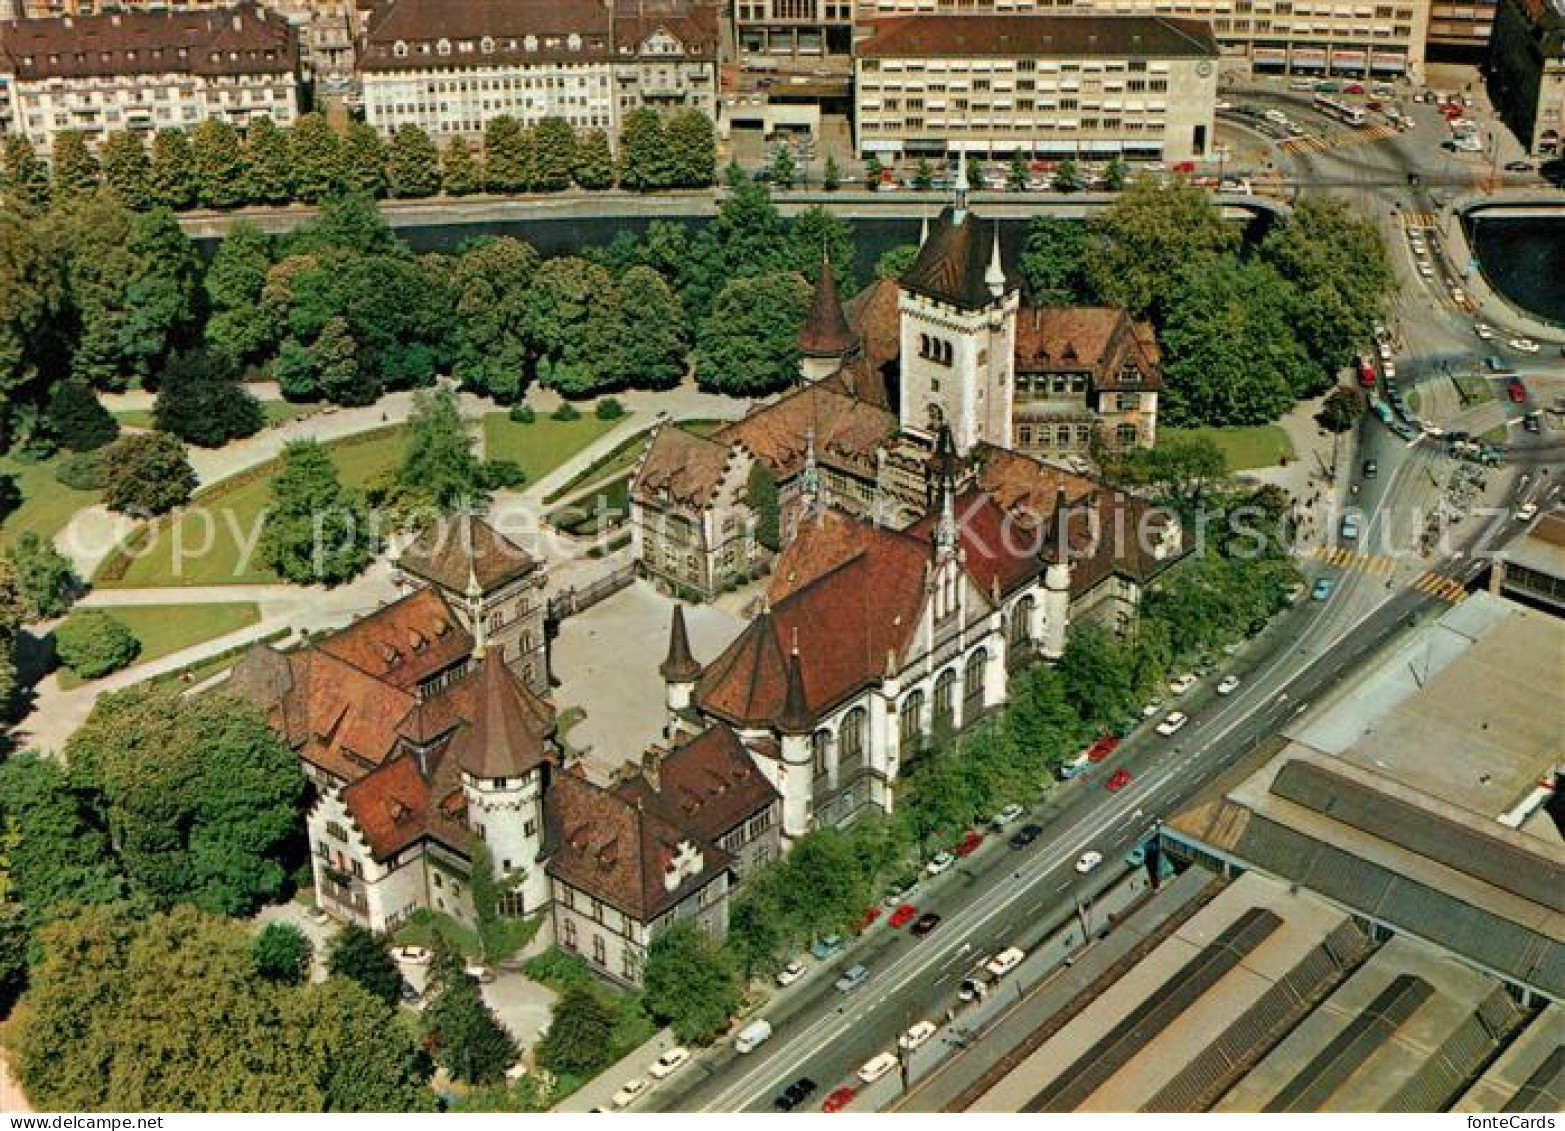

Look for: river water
[1467,214,1565,327]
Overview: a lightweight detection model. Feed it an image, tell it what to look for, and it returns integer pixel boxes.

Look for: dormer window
[1119,365,1141,385]
[567,33,581,50]
[480,35,495,53]
[524,35,538,52]
[436,37,451,56]
[393,39,408,57]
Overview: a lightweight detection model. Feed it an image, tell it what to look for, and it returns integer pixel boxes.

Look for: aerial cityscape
[0,0,1559,1116]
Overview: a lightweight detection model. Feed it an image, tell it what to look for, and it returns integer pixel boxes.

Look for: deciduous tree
[98,430,196,515]
[618,108,674,191]
[204,220,278,366]
[1019,215,1092,306]
[440,137,481,196]
[53,610,140,678]
[259,438,376,585]
[643,920,741,1044]
[244,116,294,206]
[149,128,199,210]
[695,272,810,396]
[1,136,51,209]
[384,385,487,513]
[666,109,715,187]
[342,120,389,198]
[573,128,614,190]
[3,532,78,619]
[387,124,441,199]
[531,117,576,192]
[1085,177,1239,320]
[152,348,265,447]
[607,265,687,390]
[482,116,532,193]
[288,113,349,204]
[45,379,118,452]
[190,119,248,209]
[536,986,616,1077]
[450,236,538,401]
[326,924,401,1007]
[253,921,313,985]
[99,131,154,211]
[50,131,101,202]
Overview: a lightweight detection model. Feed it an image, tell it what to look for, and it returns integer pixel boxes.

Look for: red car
[1343,82,1365,94]
[852,906,881,933]
[823,1087,856,1113]
[1107,768,1134,792]
[1508,378,1528,404]
[888,903,918,929]
[952,830,984,857]
[1086,735,1120,763]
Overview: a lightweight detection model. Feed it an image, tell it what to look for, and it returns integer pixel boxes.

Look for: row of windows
[867,118,1169,134]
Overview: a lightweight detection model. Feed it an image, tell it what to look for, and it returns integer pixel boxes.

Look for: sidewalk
[552,1027,682,1113]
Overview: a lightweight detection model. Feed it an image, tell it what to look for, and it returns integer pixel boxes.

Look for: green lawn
[114,402,321,430]
[482,413,625,487]
[0,453,101,548]
[1161,425,1296,471]
[99,429,406,588]
[56,601,261,689]
[1453,372,1495,407]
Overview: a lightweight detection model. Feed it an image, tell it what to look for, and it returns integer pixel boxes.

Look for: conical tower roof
[797,257,860,359]
[452,651,556,780]
[659,606,702,683]
[777,649,813,735]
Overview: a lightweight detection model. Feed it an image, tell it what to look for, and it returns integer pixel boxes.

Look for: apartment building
[854,15,1219,162]
[1426,0,1497,51]
[357,0,717,141]
[1490,0,1564,155]
[0,2,300,148]
[856,0,1432,79]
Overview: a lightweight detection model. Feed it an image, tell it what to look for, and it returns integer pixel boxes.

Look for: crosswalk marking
[1402,212,1436,230]
[1306,546,1397,575]
[1280,124,1397,154]
[1412,571,1468,603]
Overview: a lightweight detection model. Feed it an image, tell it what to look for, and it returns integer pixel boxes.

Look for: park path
[21,381,750,754]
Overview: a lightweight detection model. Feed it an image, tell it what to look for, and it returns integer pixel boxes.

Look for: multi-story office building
[856,0,1432,79]
[1426,0,1497,52]
[1490,0,1564,155]
[854,14,1219,162]
[357,0,717,141]
[0,2,299,148]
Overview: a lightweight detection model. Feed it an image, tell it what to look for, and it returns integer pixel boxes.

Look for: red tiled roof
[316,588,471,692]
[397,513,539,595]
[617,724,778,844]
[1013,306,1164,392]
[798,264,860,358]
[907,488,1043,597]
[546,770,730,921]
[632,424,733,510]
[446,651,555,780]
[718,384,897,481]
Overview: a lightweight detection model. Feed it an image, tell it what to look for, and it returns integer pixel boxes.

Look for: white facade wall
[897,283,1019,455]
[360,62,617,139]
[309,785,428,932]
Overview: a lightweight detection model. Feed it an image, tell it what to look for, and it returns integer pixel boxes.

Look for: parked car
[822,1086,856,1113]
[776,960,806,987]
[1075,850,1104,873]
[1363,459,1378,479]
[1141,699,1165,719]
[391,945,433,965]
[736,1018,774,1053]
[398,978,422,1005]
[899,1020,938,1052]
[1086,735,1120,762]
[992,802,1025,827]
[1508,378,1529,404]
[1155,711,1189,736]
[1523,411,1542,434]
[1125,845,1147,867]
[986,947,1025,978]
[810,935,845,961]
[1506,160,1535,172]
[1485,355,1515,373]
[1168,673,1197,695]
[774,1077,818,1112]
[612,1079,649,1109]
[648,1047,691,1079]
[852,905,882,934]
[1474,322,1495,340]
[911,912,943,937]
[925,852,957,876]
[1516,502,1539,523]
[888,903,919,929]
[1216,675,1241,695]
[952,830,984,857]
[835,964,870,993]
[464,965,495,984]
[1106,768,1133,792]
[1312,577,1336,601]
[1009,823,1043,850]
[857,1052,898,1084]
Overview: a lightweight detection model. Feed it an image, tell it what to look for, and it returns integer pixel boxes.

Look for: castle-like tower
[897,163,1019,456]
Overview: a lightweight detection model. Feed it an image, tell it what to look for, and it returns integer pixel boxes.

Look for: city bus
[1314,94,1367,126]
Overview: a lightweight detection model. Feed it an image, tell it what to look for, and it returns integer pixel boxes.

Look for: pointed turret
[453,650,556,781]
[777,648,812,735]
[797,254,860,361]
[954,147,969,221]
[985,223,1006,299]
[659,606,702,683]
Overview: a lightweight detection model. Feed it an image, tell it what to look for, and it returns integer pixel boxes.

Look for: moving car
[1485,355,1515,373]
[775,960,806,987]
[822,1086,856,1113]
[1516,502,1539,523]
[900,1020,938,1052]
[774,1077,818,1112]
[1340,513,1361,541]
[1106,768,1133,792]
[857,1052,898,1084]
[1155,711,1189,736]
[612,1079,649,1109]
[1168,673,1196,695]
[1075,850,1104,873]
[835,964,869,993]
[985,947,1025,978]
[1523,411,1542,434]
[1312,577,1336,601]
[1510,337,1541,354]
[1009,823,1043,850]
[1474,323,1495,340]
[925,852,957,876]
[1217,675,1242,695]
[1363,459,1378,479]
[910,912,942,937]
[888,903,919,929]
[648,1047,691,1079]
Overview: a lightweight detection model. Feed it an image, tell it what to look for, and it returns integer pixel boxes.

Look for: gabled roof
[719,383,898,480]
[397,512,539,596]
[697,508,943,727]
[907,487,1043,597]
[316,588,471,692]
[632,424,733,510]
[340,741,471,862]
[899,206,1018,311]
[617,724,779,844]
[1014,306,1165,391]
[446,651,556,780]
[546,770,731,921]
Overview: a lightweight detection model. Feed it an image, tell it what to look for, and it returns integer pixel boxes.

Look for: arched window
[1010,595,1034,646]
[933,669,957,732]
[393,39,408,57]
[1116,422,1138,448]
[436,37,452,56]
[941,340,953,366]
[899,691,925,746]
[964,648,987,716]
[919,333,930,359]
[839,708,866,768]
[812,729,831,777]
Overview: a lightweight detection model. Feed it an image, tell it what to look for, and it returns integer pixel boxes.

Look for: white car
[612,1079,648,1109]
[926,852,957,876]
[1075,850,1104,874]
[1168,673,1196,695]
[1378,342,1393,362]
[1216,675,1241,695]
[391,945,433,965]
[1515,502,1539,523]
[1156,711,1189,736]
[857,1051,899,1084]
[1510,337,1541,354]
[648,1047,690,1079]
[775,960,806,987]
[993,803,1025,827]
[1141,699,1164,719]
[1383,362,1397,380]
[1474,322,1495,340]
[985,947,1025,978]
[899,1020,938,1052]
